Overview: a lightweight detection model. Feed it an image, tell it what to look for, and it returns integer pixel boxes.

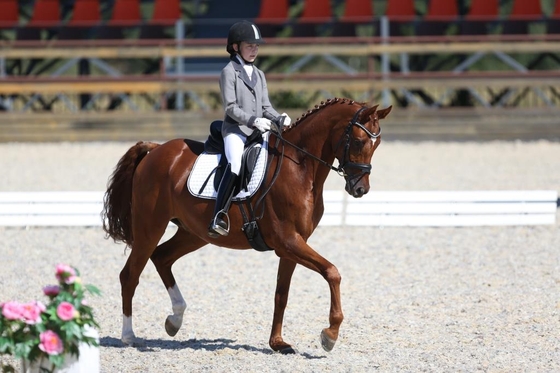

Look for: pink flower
[43,285,60,297]
[56,302,77,321]
[65,275,78,284]
[21,301,44,325]
[55,264,77,284]
[38,330,63,355]
[1,301,23,320]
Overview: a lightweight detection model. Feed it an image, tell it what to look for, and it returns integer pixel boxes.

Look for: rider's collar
[236,54,253,67]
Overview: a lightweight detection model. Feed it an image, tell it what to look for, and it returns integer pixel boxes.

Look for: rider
[208,20,291,238]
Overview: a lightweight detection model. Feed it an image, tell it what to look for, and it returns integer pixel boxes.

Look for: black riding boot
[208,165,238,238]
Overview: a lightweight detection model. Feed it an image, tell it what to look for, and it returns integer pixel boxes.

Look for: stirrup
[209,210,230,237]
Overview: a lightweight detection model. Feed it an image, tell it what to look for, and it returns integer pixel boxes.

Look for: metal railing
[2,17,560,112]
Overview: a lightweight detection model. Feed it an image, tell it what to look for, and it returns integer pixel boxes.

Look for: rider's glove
[253,117,272,133]
[281,113,292,126]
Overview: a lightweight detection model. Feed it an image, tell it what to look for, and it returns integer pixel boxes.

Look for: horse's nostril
[355,187,365,197]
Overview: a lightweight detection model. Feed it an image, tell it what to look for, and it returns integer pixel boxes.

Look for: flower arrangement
[0,264,100,373]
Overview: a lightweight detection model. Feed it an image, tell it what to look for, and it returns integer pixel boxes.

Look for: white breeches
[224,132,247,175]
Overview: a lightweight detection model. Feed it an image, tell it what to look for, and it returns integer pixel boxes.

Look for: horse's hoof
[122,335,146,347]
[165,316,180,337]
[279,346,298,355]
[320,329,337,352]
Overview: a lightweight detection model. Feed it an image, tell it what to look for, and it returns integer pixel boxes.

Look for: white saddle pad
[187,135,269,200]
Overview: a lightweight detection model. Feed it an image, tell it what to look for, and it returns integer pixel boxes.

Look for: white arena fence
[0,190,557,228]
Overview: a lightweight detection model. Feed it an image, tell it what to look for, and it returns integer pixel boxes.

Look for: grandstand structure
[1,0,560,121]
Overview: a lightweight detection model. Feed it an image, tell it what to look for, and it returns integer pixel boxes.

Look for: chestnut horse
[102,98,391,353]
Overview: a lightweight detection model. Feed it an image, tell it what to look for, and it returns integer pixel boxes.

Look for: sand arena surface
[0,141,559,372]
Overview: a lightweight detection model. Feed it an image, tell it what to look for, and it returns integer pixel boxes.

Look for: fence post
[380,16,391,108]
[175,19,185,111]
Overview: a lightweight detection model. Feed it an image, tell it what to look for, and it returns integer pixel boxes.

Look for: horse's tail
[102,141,160,247]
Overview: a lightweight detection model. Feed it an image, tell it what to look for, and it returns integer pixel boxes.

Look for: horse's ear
[360,105,379,121]
[376,106,392,120]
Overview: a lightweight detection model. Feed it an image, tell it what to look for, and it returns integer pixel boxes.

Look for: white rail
[0,192,104,227]
[0,190,557,227]
[322,190,558,226]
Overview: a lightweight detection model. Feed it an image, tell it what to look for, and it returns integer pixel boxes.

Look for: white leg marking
[121,315,135,344]
[165,284,187,336]
[169,284,187,316]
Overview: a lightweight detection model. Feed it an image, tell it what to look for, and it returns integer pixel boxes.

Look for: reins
[273,131,344,174]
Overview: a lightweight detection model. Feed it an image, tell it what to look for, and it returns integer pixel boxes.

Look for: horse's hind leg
[150,227,207,338]
[121,219,168,346]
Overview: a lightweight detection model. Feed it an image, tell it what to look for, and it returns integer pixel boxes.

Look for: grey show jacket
[219,57,280,137]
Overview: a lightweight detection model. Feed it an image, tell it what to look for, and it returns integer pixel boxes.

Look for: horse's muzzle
[346,184,368,198]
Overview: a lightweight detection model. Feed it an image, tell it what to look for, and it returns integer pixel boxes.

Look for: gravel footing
[1,141,559,372]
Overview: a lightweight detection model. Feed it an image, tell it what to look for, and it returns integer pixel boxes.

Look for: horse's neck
[287,106,349,188]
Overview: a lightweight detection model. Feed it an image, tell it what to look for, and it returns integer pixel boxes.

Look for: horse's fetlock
[172,302,186,315]
[168,314,183,324]
[332,312,344,326]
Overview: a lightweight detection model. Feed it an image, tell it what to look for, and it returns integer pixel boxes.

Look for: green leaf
[49,353,65,369]
[60,322,81,343]
[0,338,14,354]
[13,340,33,359]
[85,284,101,296]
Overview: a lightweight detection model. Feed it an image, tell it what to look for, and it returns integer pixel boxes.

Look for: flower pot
[21,327,99,373]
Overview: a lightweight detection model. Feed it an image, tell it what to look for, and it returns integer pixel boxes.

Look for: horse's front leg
[277,237,344,353]
[319,263,343,352]
[269,258,297,354]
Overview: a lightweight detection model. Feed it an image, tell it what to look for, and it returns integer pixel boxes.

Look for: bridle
[273,106,381,181]
[335,106,381,173]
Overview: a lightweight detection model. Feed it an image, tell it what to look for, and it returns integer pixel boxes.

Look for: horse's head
[335,104,392,198]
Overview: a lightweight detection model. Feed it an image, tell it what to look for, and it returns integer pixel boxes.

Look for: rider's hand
[281,113,292,126]
[253,117,272,133]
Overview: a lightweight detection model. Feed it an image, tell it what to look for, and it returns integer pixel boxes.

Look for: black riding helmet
[226,20,265,56]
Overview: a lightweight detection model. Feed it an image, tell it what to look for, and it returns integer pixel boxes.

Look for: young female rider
[208,20,291,238]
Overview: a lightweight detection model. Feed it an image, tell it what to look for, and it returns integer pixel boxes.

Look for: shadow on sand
[99,336,325,359]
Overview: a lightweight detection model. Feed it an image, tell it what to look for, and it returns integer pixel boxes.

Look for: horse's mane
[286,97,367,132]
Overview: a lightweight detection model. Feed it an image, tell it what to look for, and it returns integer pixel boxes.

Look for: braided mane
[285,98,367,132]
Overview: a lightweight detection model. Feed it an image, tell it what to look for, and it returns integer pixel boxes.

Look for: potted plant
[0,264,100,373]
